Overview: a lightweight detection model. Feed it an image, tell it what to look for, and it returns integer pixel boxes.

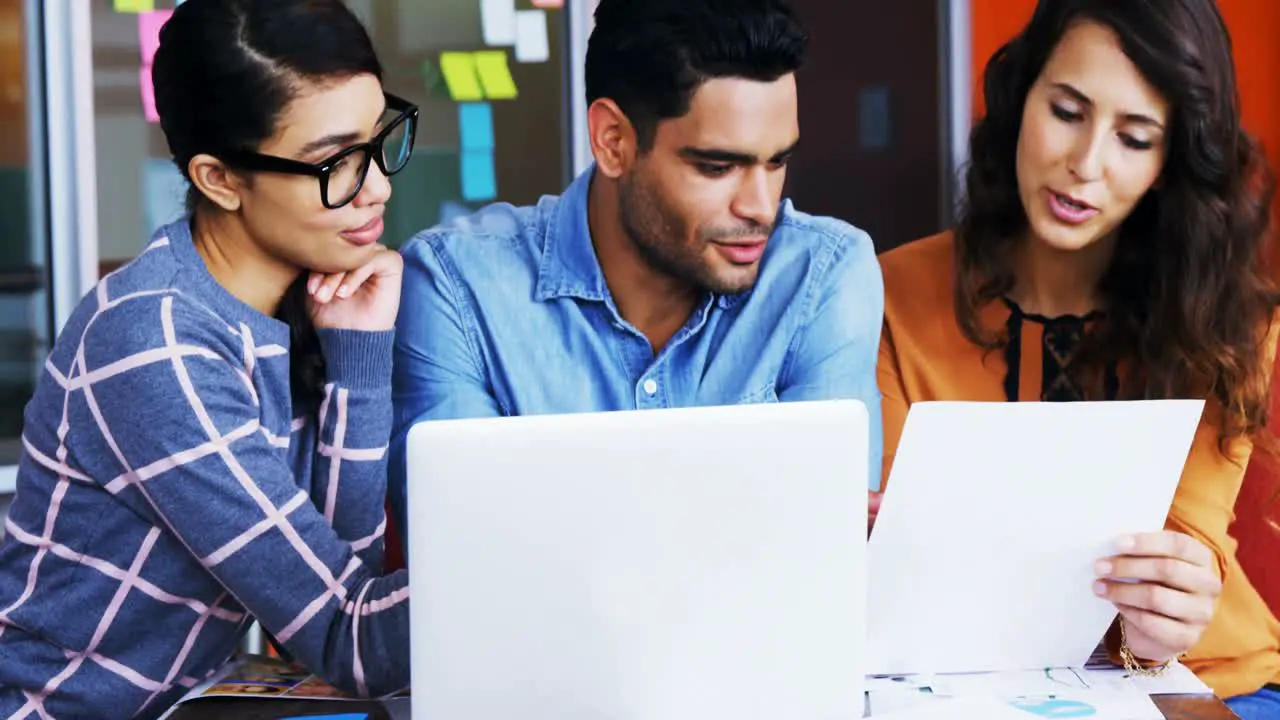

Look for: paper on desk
[866,694,1035,719]
[930,667,1171,702]
[933,674,1164,719]
[868,668,1168,719]
[867,688,948,716]
[1081,661,1212,695]
[868,400,1204,676]
[1003,690,1162,719]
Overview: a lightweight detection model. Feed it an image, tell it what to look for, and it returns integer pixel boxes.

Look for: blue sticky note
[279,715,367,720]
[458,102,494,151]
[143,157,188,234]
[460,149,497,202]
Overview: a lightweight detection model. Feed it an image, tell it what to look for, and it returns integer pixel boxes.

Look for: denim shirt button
[642,379,658,396]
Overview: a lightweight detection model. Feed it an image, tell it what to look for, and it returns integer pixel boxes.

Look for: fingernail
[307,277,319,294]
[1093,581,1107,597]
[1094,560,1112,577]
[1116,535,1135,551]
[336,285,351,298]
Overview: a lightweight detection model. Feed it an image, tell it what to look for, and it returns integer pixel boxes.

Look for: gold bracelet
[1118,617,1174,677]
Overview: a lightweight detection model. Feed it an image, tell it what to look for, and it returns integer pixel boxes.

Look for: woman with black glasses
[0,1,415,717]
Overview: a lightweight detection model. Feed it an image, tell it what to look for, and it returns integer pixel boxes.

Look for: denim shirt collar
[535,166,609,302]
[534,165,751,310]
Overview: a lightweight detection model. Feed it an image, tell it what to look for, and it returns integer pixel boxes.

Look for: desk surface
[1155,694,1241,719]
[167,694,1240,719]
[169,698,394,719]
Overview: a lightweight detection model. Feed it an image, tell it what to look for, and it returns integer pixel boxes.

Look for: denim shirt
[390,168,884,542]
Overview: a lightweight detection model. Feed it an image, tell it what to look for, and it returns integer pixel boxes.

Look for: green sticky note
[473,50,519,100]
[421,58,445,98]
[439,52,484,102]
[114,0,155,11]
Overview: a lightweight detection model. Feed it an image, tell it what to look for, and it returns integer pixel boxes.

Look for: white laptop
[404,400,868,720]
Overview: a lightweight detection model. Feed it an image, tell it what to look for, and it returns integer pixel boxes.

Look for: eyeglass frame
[219,92,419,209]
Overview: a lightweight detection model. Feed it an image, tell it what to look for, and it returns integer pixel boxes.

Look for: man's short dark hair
[585,0,808,151]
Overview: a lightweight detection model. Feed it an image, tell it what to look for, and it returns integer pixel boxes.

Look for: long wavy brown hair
[955,0,1279,456]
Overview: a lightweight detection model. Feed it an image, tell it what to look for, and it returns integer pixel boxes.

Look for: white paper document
[1080,662,1212,696]
[868,400,1204,675]
[866,695,1045,719]
[867,689,1163,720]
[866,667,1174,719]
[927,666,1177,697]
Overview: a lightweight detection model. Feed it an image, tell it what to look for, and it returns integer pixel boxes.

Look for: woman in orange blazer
[874,0,1280,714]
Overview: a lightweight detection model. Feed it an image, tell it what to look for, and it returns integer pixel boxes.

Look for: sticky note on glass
[138,9,173,65]
[143,157,188,233]
[458,103,495,151]
[473,51,518,100]
[531,0,564,7]
[114,0,155,11]
[480,0,517,46]
[461,150,497,202]
[421,57,445,97]
[439,52,484,102]
[515,10,550,63]
[140,65,159,123]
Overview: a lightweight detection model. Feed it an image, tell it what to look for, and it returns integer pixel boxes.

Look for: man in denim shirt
[390,0,884,544]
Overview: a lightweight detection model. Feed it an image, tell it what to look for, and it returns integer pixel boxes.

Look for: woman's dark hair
[151,0,382,412]
[957,0,1278,453]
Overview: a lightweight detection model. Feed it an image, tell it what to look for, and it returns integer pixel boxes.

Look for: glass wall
[90,0,573,269]
[0,0,594,525]
[0,0,50,518]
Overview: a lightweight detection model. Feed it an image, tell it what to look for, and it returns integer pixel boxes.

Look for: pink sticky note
[138,9,173,65]
[531,0,563,7]
[140,65,159,123]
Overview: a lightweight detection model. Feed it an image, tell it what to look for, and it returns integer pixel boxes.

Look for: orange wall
[969,0,1280,176]
[0,0,27,168]
[969,0,1033,119]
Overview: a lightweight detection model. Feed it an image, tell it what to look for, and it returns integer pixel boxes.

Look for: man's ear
[588,98,640,179]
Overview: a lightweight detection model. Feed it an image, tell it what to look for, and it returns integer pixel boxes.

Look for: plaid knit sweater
[0,219,410,719]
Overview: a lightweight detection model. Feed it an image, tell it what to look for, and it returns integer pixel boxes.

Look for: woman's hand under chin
[306,245,403,332]
[1094,530,1221,663]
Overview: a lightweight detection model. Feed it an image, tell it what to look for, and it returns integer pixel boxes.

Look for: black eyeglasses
[221,93,419,209]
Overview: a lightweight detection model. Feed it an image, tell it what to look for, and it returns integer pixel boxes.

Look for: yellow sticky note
[114,0,155,12]
[473,50,519,100]
[439,52,484,102]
